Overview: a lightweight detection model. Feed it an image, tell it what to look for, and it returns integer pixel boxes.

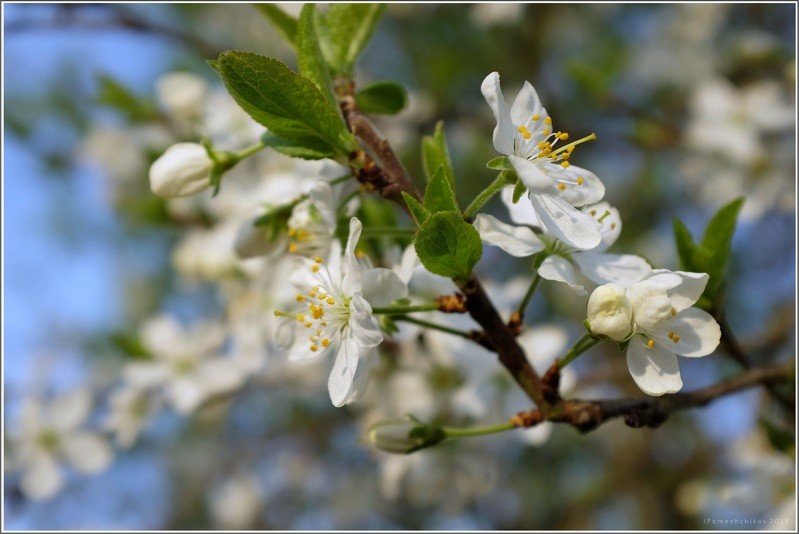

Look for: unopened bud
[149,143,213,198]
[368,419,446,454]
[587,283,634,341]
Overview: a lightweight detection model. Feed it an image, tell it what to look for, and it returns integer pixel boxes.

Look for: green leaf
[317,3,386,73]
[297,4,338,107]
[414,212,482,282]
[260,131,336,160]
[215,51,356,156]
[672,217,699,272]
[355,81,407,115]
[401,192,429,225]
[95,74,157,122]
[423,166,459,214]
[422,121,455,187]
[254,4,298,48]
[486,156,514,171]
[701,197,745,298]
[512,179,526,203]
[761,418,795,454]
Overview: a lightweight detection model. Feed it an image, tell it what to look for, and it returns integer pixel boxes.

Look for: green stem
[337,188,361,214]
[463,171,512,219]
[443,420,516,438]
[557,334,600,370]
[233,140,268,160]
[360,226,416,237]
[517,272,542,317]
[393,315,471,339]
[372,303,439,315]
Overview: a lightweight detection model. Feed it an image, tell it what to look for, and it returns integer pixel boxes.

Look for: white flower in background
[81,124,173,187]
[124,314,245,414]
[475,188,651,294]
[470,3,525,27]
[155,72,208,123]
[8,389,113,500]
[172,219,240,280]
[275,217,407,406]
[104,386,160,449]
[208,473,264,530]
[284,180,340,257]
[586,283,634,341]
[622,270,721,395]
[481,71,605,249]
[149,142,213,198]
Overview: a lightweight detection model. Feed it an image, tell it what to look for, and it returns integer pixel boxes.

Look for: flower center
[290,257,350,353]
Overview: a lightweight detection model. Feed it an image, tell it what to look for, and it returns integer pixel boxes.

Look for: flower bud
[367,419,446,454]
[586,283,634,341]
[149,143,213,198]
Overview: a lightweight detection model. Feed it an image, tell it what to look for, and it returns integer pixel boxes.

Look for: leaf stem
[463,171,513,219]
[517,272,542,317]
[392,315,472,339]
[372,303,439,315]
[557,334,600,370]
[442,420,516,438]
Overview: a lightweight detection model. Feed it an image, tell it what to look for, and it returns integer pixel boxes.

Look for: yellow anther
[538,141,549,149]
[543,128,550,136]
[558,183,567,191]
[522,131,531,140]
[304,322,312,328]
[310,345,318,352]
[287,228,297,237]
[316,329,321,336]
[314,256,323,263]
[288,242,298,253]
[297,314,306,323]
[317,293,327,300]
[321,338,331,348]
[668,331,675,339]
[532,114,540,121]
[320,321,328,327]
[577,176,584,186]
[296,294,305,302]
[544,116,552,125]
[356,251,366,258]
[273,310,280,316]
[326,297,335,305]
[611,223,617,230]
[309,335,317,342]
[310,304,324,320]
[559,132,569,141]
[590,209,597,216]
[297,229,309,239]
[673,335,681,343]
[671,307,676,316]
[560,152,571,160]
[646,339,655,348]
[561,161,570,168]
[311,264,320,273]
[517,125,531,137]
[567,145,575,152]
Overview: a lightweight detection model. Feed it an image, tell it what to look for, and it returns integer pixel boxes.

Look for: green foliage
[401,192,430,226]
[253,202,294,248]
[260,131,336,160]
[423,166,459,214]
[486,156,514,171]
[254,4,298,48]
[213,51,356,157]
[414,212,482,282]
[672,198,745,306]
[316,3,386,74]
[761,417,796,455]
[96,74,157,122]
[297,4,338,107]
[355,81,408,115]
[421,121,455,187]
[511,178,526,203]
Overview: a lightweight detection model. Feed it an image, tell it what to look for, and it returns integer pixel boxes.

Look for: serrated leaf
[422,121,455,187]
[486,156,514,171]
[424,166,459,214]
[355,81,407,115]
[701,197,745,299]
[297,4,337,107]
[215,51,356,155]
[317,3,385,73]
[672,217,699,272]
[512,179,526,203]
[402,191,429,225]
[414,212,482,281]
[95,74,157,122]
[254,4,298,48]
[260,131,336,160]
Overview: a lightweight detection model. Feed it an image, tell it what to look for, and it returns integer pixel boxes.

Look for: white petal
[510,156,556,192]
[480,72,516,155]
[626,336,683,396]
[529,194,602,250]
[657,270,709,312]
[341,217,363,295]
[572,252,651,288]
[538,256,587,294]
[474,214,545,257]
[554,165,605,207]
[500,185,541,227]
[309,180,337,228]
[140,314,185,360]
[20,453,63,500]
[642,271,683,291]
[48,389,92,432]
[509,81,547,130]
[123,362,170,389]
[519,422,553,446]
[60,432,113,474]
[362,268,409,307]
[347,293,383,347]
[652,307,721,357]
[197,359,245,394]
[275,317,296,351]
[328,338,361,407]
[167,378,206,414]
[582,201,621,252]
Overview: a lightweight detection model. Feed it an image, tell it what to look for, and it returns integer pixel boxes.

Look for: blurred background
[3,3,796,530]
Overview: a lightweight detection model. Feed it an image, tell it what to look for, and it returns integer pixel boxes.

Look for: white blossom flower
[155,72,208,123]
[623,270,721,395]
[481,72,605,249]
[124,314,245,414]
[104,386,160,449]
[586,283,634,341]
[275,217,408,406]
[149,142,213,198]
[208,473,264,530]
[475,188,651,294]
[8,389,113,500]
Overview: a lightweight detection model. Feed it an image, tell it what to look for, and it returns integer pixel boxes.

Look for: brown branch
[514,358,795,433]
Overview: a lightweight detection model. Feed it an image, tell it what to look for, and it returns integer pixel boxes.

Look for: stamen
[611,223,617,230]
[544,116,552,125]
[670,307,676,316]
[668,331,675,339]
[673,335,681,343]
[287,228,296,237]
[561,161,570,168]
[296,294,305,302]
[558,184,566,191]
[577,176,584,186]
[304,322,312,328]
[310,345,318,352]
[550,132,597,157]
[297,314,306,323]
[288,242,298,253]
[597,210,611,223]
[646,339,655,348]
[321,338,331,348]
[311,264,320,273]
[326,297,336,305]
[532,114,540,121]
[559,132,569,141]
[314,256,323,263]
